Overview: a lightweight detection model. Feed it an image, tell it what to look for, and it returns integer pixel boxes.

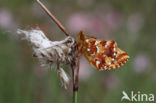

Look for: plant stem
[71,55,80,103]
[73,90,78,103]
[36,0,70,36]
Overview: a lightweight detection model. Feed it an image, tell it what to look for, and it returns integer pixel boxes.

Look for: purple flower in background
[79,57,92,81]
[133,53,150,73]
[67,13,93,33]
[66,12,105,34]
[105,11,122,30]
[127,13,144,34]
[127,13,144,42]
[0,8,15,29]
[66,11,123,37]
[104,73,119,89]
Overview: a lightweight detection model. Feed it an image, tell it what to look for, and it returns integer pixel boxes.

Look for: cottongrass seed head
[17,28,77,89]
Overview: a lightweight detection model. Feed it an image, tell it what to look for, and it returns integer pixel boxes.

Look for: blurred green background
[0,0,156,103]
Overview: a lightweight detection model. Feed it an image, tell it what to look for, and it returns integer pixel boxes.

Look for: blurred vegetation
[0,0,156,103]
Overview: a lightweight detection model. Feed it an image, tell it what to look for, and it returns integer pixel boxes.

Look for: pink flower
[105,11,123,30]
[79,57,92,81]
[127,13,144,34]
[66,13,105,34]
[0,9,15,29]
[104,73,119,89]
[133,53,150,73]
[66,11,123,38]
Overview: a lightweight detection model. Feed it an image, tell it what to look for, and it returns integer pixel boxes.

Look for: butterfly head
[77,31,87,53]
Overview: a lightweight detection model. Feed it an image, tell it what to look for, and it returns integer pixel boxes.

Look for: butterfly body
[77,31,129,71]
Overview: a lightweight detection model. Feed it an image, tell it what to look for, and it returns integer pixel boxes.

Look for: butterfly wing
[77,31,129,71]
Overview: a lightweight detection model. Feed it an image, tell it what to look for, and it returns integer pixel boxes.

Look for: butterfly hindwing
[77,31,129,71]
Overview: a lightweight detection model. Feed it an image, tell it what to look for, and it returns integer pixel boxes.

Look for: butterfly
[77,31,129,71]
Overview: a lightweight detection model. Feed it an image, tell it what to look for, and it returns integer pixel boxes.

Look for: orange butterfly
[77,31,129,71]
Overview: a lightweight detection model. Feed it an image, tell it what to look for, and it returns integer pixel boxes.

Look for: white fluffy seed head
[17,29,53,48]
[17,29,76,66]
[16,29,79,90]
[58,68,70,89]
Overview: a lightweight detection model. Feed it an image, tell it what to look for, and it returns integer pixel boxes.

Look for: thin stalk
[36,0,70,36]
[71,55,80,103]
[73,91,78,103]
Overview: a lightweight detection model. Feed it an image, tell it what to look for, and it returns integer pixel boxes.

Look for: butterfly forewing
[77,31,129,71]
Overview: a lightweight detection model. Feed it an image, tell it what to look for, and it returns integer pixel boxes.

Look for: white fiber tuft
[58,67,70,89]
[17,29,53,48]
[16,29,76,66]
